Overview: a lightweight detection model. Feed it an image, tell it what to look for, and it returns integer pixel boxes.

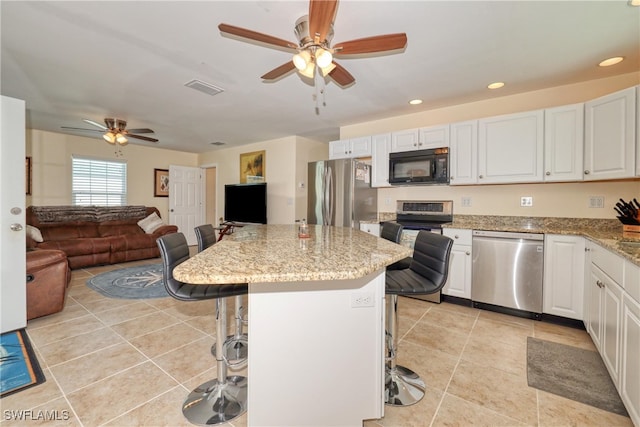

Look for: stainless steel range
[393,200,453,303]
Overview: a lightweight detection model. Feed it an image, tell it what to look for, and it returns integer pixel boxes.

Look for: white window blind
[72,157,127,206]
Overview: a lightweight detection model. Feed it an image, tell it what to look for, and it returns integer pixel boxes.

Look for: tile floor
[1,257,634,427]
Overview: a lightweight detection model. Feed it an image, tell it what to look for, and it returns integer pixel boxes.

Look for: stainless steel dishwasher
[471,230,544,317]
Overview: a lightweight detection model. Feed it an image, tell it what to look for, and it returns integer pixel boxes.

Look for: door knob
[10,223,23,231]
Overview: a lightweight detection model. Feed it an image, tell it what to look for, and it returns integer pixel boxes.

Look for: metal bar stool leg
[182,297,248,425]
[384,294,425,406]
[210,295,249,367]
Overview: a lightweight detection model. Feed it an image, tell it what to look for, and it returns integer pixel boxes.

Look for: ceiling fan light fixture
[293,50,311,71]
[299,62,315,78]
[103,132,116,144]
[599,56,624,67]
[320,62,336,77]
[116,133,128,144]
[315,48,333,68]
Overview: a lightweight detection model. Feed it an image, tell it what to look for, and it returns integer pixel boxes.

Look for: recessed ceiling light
[409,99,423,105]
[598,56,624,67]
[487,82,505,90]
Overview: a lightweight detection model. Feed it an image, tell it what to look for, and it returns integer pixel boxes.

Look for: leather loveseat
[26,205,178,269]
[26,249,71,320]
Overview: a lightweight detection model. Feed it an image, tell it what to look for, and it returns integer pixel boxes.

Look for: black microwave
[389,147,449,184]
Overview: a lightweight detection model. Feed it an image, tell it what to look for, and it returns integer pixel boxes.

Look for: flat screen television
[224,183,267,224]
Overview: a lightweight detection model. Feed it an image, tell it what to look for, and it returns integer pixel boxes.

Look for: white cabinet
[442,228,472,299]
[544,103,585,182]
[478,110,544,184]
[449,120,478,185]
[360,223,380,237]
[636,85,640,177]
[621,292,640,425]
[543,235,585,320]
[584,86,636,180]
[371,133,392,187]
[329,136,372,159]
[418,125,450,149]
[391,129,420,152]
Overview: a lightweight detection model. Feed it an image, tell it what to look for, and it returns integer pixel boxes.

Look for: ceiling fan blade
[261,61,297,81]
[127,134,159,143]
[82,119,107,130]
[308,0,337,43]
[126,128,154,134]
[116,119,127,130]
[328,62,355,87]
[104,118,115,129]
[61,126,103,132]
[218,23,298,51]
[333,33,407,55]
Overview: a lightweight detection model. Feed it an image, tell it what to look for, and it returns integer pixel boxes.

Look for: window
[72,156,127,206]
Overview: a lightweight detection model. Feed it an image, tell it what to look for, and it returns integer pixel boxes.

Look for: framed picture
[154,168,169,197]
[25,157,32,195]
[240,150,265,183]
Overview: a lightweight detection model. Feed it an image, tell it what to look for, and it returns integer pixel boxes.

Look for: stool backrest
[157,232,192,301]
[410,231,453,290]
[381,221,403,244]
[195,224,217,253]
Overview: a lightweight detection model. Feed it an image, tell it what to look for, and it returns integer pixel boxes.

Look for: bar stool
[384,230,453,406]
[195,224,249,366]
[157,232,248,425]
[380,221,412,271]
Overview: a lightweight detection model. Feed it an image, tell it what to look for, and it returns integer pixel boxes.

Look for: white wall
[340,72,640,218]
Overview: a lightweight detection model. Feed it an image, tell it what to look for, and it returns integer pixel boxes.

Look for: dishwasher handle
[472,230,544,241]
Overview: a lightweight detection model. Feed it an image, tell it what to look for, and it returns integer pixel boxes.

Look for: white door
[1,96,27,333]
[169,165,202,246]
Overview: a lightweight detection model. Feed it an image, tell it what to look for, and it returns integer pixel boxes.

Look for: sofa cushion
[137,212,165,234]
[108,234,160,252]
[41,224,100,241]
[37,237,111,257]
[26,225,44,242]
[99,224,144,237]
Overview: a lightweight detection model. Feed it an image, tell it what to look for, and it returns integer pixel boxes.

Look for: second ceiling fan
[62,118,158,145]
[218,0,407,87]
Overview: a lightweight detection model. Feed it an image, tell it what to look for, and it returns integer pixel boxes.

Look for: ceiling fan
[218,0,407,88]
[62,118,158,145]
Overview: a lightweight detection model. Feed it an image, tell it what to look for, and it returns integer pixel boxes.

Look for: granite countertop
[173,224,412,285]
[444,215,640,266]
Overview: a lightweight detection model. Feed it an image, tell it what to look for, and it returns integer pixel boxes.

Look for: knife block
[623,224,640,233]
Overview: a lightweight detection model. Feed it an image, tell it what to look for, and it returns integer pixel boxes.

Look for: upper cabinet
[584,87,636,181]
[477,110,544,184]
[329,136,372,159]
[391,125,449,153]
[449,120,478,185]
[371,133,392,188]
[544,103,585,182]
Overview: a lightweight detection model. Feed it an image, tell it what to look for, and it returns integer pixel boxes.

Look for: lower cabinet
[360,223,380,237]
[543,235,585,320]
[442,228,472,299]
[621,293,640,425]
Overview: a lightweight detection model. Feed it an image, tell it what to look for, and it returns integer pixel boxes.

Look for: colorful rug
[86,263,169,299]
[527,337,628,416]
[0,329,46,398]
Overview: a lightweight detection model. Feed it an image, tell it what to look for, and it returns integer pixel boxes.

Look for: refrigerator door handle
[326,166,334,226]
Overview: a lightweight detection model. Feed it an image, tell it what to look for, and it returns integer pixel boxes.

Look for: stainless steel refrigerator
[307,159,377,228]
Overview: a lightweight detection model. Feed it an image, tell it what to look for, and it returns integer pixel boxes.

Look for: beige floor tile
[461,334,527,376]
[447,359,538,425]
[111,311,181,340]
[471,317,533,348]
[91,301,159,325]
[145,296,179,310]
[432,393,529,426]
[26,315,104,347]
[403,321,469,358]
[161,299,218,321]
[76,294,140,313]
[69,269,92,280]
[431,301,480,318]
[537,389,633,427]
[421,305,477,334]
[129,322,207,358]
[26,303,91,330]
[49,342,147,394]
[0,368,63,413]
[36,326,125,366]
[375,386,443,427]
[533,321,597,351]
[396,340,459,392]
[478,308,536,329]
[152,337,217,384]
[397,296,433,321]
[103,386,192,427]
[66,361,178,426]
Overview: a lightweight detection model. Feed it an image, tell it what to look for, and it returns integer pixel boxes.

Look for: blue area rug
[86,264,169,299]
[1,329,46,397]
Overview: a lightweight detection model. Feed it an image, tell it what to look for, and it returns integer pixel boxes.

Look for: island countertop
[173,224,412,285]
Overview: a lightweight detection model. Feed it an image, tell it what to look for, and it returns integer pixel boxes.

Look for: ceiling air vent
[210,141,226,146]
[184,79,224,97]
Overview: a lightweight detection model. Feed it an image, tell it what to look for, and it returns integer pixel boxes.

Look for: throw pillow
[137,212,165,234]
[26,225,44,242]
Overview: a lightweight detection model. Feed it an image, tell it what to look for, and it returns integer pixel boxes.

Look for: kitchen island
[173,224,411,427]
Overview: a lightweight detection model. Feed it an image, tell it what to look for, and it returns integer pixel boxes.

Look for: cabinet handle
[465,251,471,255]
[454,235,459,239]
[479,175,483,179]
[545,171,551,176]
[450,176,454,180]
[584,170,590,175]
[585,248,591,252]
[596,280,604,288]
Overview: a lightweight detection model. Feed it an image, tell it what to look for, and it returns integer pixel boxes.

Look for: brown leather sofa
[26,249,71,320]
[26,206,178,269]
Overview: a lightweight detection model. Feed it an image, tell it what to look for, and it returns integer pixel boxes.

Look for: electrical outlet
[461,196,472,207]
[589,196,604,208]
[351,292,374,308]
[385,197,392,206]
[521,196,533,207]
